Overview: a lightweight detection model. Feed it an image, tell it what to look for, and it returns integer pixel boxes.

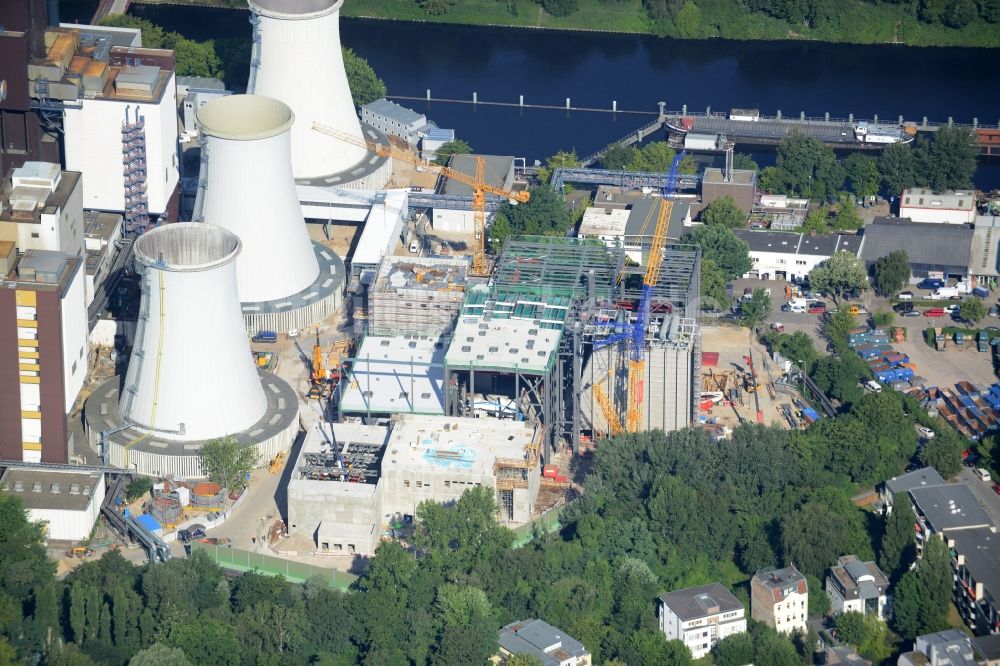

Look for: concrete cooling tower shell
[119,223,268,440]
[197,95,320,304]
[248,0,370,180]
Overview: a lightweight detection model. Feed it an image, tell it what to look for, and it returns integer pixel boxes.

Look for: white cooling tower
[119,223,268,441]
[248,0,369,180]
[196,94,320,304]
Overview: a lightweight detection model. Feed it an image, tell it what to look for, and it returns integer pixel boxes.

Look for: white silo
[247,0,369,180]
[196,94,320,307]
[119,223,267,440]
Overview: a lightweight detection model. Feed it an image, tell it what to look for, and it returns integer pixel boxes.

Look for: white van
[977,468,992,482]
[787,298,807,313]
[864,380,882,393]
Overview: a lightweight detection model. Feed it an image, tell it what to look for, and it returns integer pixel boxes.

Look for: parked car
[903,310,921,318]
[408,240,420,254]
[770,322,785,333]
[864,380,882,393]
[808,302,826,314]
[177,529,192,543]
[924,308,946,317]
[916,426,935,439]
[898,291,914,301]
[189,527,207,540]
[994,483,1000,496]
[893,302,914,314]
[918,278,945,290]
[990,305,1000,318]
[252,330,278,343]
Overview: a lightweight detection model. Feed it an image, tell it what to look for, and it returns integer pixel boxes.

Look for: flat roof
[885,466,946,497]
[381,415,536,477]
[499,619,589,666]
[1,250,82,295]
[0,468,103,511]
[702,167,756,186]
[442,154,514,197]
[909,483,994,532]
[949,526,1000,601]
[290,420,389,487]
[83,210,123,242]
[1,169,80,225]
[446,314,562,374]
[902,189,975,211]
[374,255,468,293]
[351,189,408,268]
[624,197,687,241]
[340,335,446,415]
[658,582,743,621]
[578,206,630,238]
[732,229,863,257]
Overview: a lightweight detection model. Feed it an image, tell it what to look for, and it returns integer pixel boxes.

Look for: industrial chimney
[247,0,369,180]
[119,223,268,440]
[196,94,320,306]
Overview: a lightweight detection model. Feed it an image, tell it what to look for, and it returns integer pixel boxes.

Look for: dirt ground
[700,324,800,431]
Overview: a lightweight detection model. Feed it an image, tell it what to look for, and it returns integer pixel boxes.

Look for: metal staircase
[122,107,150,234]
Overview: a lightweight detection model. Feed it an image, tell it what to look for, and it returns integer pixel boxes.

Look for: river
[64,2,1000,187]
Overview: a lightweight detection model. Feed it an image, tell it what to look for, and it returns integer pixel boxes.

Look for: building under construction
[369,255,468,337]
[337,235,700,461]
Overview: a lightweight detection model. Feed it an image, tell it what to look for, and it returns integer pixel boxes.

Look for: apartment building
[658,582,747,659]
[826,555,891,620]
[751,566,808,634]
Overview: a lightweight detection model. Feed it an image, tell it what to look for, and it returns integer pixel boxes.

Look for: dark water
[110,4,1000,186]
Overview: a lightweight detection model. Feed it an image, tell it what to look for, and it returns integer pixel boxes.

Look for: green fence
[510,502,572,549]
[193,543,357,590]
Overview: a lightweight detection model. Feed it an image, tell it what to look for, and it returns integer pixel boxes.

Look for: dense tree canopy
[808,251,869,303]
[432,139,473,166]
[872,250,911,296]
[701,195,748,228]
[759,133,843,199]
[489,185,571,249]
[684,224,752,281]
[893,537,952,639]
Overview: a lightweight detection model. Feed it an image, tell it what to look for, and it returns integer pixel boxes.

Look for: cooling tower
[196,94,320,305]
[248,0,369,180]
[119,223,268,440]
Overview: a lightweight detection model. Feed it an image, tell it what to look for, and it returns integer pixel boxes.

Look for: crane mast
[311,122,529,276]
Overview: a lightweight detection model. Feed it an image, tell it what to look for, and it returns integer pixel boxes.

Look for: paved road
[958,467,1000,528]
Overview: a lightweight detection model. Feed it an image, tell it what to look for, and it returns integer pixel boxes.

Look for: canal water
[66,2,1000,186]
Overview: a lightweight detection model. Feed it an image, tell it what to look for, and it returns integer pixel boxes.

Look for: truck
[978,331,990,352]
[929,287,959,300]
[251,330,277,343]
[786,298,808,313]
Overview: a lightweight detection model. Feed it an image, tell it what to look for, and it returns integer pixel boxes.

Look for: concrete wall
[287,480,381,554]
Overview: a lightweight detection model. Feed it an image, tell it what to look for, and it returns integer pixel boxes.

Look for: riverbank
[129,0,1000,48]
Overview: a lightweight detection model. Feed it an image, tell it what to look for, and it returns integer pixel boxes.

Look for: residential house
[731,229,863,283]
[826,555,891,620]
[751,566,808,634]
[496,618,591,666]
[898,629,979,666]
[657,582,747,659]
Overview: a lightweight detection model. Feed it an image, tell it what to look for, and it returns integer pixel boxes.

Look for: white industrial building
[62,46,179,218]
[826,555,892,620]
[195,94,345,334]
[751,566,808,635]
[732,229,864,282]
[84,224,298,478]
[247,0,389,189]
[658,583,747,659]
[340,335,447,416]
[433,154,516,233]
[82,210,123,307]
[286,415,543,554]
[176,75,230,135]
[0,468,105,542]
[361,98,434,147]
[900,189,977,225]
[0,163,84,260]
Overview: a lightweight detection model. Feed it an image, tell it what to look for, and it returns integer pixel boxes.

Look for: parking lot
[730,278,998,379]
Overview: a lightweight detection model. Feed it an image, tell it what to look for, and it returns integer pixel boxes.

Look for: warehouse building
[860,217,974,282]
[286,415,543,554]
[732,229,863,283]
[0,468,105,542]
[900,189,977,225]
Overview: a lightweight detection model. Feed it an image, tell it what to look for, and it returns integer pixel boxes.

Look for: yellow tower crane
[311,122,530,276]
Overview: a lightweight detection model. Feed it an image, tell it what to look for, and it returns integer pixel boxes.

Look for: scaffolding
[369,255,469,337]
[298,441,384,484]
[121,108,150,234]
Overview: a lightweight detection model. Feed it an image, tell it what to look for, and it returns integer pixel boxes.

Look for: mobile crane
[311,122,530,276]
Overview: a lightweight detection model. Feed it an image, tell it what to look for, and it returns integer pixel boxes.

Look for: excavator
[307,329,326,400]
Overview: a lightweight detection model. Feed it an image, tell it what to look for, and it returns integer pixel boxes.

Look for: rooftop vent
[32,482,42,493]
[70,484,80,495]
[83,485,92,496]
[50,483,60,494]
[13,481,23,492]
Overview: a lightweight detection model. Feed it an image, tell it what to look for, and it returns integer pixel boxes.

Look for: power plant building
[195,94,345,334]
[84,224,298,478]
[0,248,88,463]
[0,163,84,262]
[0,468,105,542]
[247,0,390,190]
[369,255,469,337]
[286,415,542,555]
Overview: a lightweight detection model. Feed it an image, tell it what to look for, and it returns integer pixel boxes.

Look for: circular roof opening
[134,223,241,272]
[196,94,294,141]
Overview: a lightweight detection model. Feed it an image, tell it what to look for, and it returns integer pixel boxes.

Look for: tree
[129,643,192,666]
[432,139,473,167]
[685,224,752,281]
[880,492,917,582]
[417,0,455,15]
[759,133,843,199]
[835,611,866,647]
[198,437,260,493]
[125,477,153,502]
[780,497,873,578]
[538,149,581,184]
[489,186,570,249]
[713,631,755,666]
[958,297,986,324]
[166,617,240,666]
[739,288,771,330]
[763,330,819,372]
[733,153,759,171]
[919,126,979,191]
[674,1,703,37]
[872,250,911,296]
[843,153,880,197]
[701,195,747,228]
[342,47,387,106]
[893,537,952,639]
[600,144,638,170]
[808,251,868,303]
[806,574,831,616]
[832,199,863,231]
[626,141,677,172]
[700,258,730,311]
[919,427,964,477]
[878,142,918,197]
